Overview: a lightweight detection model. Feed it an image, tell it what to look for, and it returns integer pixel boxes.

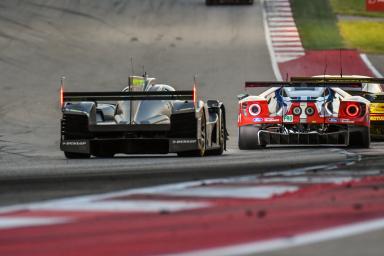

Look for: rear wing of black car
[62,90,194,103]
[59,75,196,108]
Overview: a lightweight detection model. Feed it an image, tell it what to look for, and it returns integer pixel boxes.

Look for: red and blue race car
[237,77,371,149]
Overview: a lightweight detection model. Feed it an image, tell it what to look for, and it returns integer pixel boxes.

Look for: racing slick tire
[238,126,265,150]
[206,111,225,156]
[64,152,91,159]
[177,111,207,157]
[349,126,370,148]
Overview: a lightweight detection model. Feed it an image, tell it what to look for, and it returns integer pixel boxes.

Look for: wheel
[349,126,370,148]
[64,152,91,159]
[177,111,207,157]
[238,126,265,150]
[206,111,225,156]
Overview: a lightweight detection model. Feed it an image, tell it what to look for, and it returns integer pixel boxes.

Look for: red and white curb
[262,0,304,69]
[1,169,384,256]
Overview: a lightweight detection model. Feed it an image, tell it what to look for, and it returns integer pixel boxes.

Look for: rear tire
[64,152,91,159]
[206,111,225,156]
[238,126,265,150]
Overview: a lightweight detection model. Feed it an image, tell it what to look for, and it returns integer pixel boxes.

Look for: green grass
[339,21,384,53]
[330,0,384,18]
[290,0,344,49]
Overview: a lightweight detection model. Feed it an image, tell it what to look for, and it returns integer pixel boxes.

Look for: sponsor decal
[341,119,354,124]
[283,115,293,123]
[172,139,197,144]
[62,140,87,146]
[370,103,384,114]
[129,76,145,87]
[253,117,263,122]
[265,117,280,122]
[328,118,338,123]
[371,115,384,121]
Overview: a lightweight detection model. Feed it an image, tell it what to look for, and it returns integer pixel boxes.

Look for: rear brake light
[248,103,261,116]
[60,76,65,109]
[60,85,64,108]
[339,102,363,118]
[240,100,269,117]
[346,104,360,117]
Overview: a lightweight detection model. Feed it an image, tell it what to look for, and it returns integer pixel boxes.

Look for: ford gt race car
[206,0,253,5]
[60,75,227,158]
[238,78,371,149]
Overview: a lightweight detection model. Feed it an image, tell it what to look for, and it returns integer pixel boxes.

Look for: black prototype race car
[206,0,253,5]
[60,75,227,158]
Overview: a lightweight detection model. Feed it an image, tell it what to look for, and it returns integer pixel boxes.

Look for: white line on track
[261,0,282,80]
[360,54,384,78]
[30,200,210,213]
[0,217,70,229]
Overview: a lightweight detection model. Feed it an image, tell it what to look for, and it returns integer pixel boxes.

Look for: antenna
[285,73,289,82]
[322,56,328,127]
[323,56,328,78]
[142,65,145,77]
[130,57,134,75]
[339,49,343,78]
